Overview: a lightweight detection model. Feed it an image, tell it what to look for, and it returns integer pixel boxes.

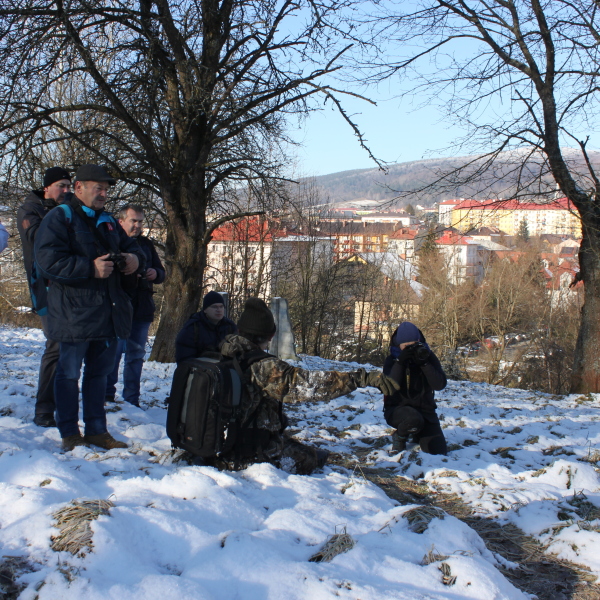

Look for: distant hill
[310,150,600,208]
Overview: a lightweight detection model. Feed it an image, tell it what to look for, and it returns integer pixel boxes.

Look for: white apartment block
[436,238,490,285]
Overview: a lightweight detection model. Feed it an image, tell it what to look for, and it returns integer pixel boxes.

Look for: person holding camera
[34,165,144,451]
[383,321,448,455]
[105,204,165,406]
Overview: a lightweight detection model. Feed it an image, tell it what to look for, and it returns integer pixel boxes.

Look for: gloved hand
[353,369,401,396]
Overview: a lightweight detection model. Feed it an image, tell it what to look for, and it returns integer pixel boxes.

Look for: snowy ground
[1,326,599,599]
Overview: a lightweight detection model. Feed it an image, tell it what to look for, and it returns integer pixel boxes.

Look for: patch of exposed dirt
[0,556,34,599]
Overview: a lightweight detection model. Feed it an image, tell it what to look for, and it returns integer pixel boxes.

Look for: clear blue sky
[287,90,464,177]
[287,81,600,179]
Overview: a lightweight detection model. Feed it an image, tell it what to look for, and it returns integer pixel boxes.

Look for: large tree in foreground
[0,0,367,361]
[369,0,600,392]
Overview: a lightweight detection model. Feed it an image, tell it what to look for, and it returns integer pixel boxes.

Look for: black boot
[315,448,330,469]
[391,431,408,453]
[34,414,56,427]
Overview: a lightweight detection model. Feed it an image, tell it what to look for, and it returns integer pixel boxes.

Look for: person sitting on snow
[382,321,447,455]
[175,291,237,364]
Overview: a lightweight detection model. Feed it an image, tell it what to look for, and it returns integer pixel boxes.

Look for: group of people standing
[16,165,448,471]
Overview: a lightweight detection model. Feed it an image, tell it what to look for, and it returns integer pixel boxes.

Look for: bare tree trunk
[148,177,208,362]
[570,233,600,392]
[151,254,205,362]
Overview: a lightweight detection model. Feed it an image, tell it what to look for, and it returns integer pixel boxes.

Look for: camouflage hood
[220,333,263,358]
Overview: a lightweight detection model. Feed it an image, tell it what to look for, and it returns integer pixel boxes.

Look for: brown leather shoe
[84,432,128,450]
[62,434,89,451]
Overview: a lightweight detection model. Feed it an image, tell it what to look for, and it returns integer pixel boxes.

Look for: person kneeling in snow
[383,322,447,455]
[214,298,400,474]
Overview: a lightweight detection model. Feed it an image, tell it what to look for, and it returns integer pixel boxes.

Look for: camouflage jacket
[220,334,360,436]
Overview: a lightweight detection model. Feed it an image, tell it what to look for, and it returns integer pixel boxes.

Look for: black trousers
[36,315,59,416]
[388,405,447,455]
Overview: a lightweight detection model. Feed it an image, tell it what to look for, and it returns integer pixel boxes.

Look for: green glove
[354,369,401,396]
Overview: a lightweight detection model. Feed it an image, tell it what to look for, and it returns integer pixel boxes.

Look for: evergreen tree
[517,219,530,243]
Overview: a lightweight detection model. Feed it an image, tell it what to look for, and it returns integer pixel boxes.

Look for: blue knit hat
[392,322,421,346]
[202,291,224,310]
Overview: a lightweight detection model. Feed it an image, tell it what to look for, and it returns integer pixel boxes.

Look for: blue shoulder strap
[57,203,116,228]
[57,203,72,224]
[97,212,117,227]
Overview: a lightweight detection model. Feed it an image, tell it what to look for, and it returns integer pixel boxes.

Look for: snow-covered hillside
[1,326,599,599]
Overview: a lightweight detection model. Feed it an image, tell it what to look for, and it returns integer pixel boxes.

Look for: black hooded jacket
[382,327,447,421]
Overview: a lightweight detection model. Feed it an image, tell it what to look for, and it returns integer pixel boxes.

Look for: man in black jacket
[175,291,237,364]
[17,167,72,428]
[34,165,144,451]
[383,321,448,455]
[105,204,165,406]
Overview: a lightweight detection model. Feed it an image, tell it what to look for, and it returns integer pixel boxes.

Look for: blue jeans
[54,340,118,438]
[106,320,151,406]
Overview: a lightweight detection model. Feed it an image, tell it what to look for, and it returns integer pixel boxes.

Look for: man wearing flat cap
[34,164,145,451]
[17,166,72,428]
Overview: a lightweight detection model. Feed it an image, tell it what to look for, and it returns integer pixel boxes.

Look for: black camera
[138,269,151,291]
[410,342,430,362]
[108,253,127,271]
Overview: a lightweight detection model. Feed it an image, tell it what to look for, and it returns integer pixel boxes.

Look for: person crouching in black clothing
[383,321,447,455]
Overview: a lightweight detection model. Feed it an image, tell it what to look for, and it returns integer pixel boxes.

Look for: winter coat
[175,311,238,364]
[128,235,165,322]
[382,330,447,423]
[219,334,362,436]
[16,190,60,311]
[33,195,145,343]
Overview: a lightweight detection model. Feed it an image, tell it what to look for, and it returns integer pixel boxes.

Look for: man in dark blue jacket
[34,165,144,451]
[106,204,165,406]
[175,291,237,364]
[17,167,72,428]
[382,321,448,455]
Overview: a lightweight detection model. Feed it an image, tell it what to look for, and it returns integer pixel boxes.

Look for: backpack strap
[219,355,246,457]
[220,349,273,460]
[57,203,72,225]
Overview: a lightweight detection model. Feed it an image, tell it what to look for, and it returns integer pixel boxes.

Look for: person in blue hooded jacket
[382,321,448,455]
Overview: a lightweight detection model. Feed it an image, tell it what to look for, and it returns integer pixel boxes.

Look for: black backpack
[166,350,271,458]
